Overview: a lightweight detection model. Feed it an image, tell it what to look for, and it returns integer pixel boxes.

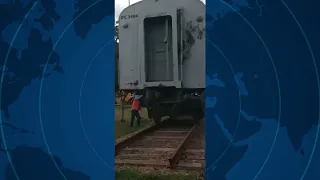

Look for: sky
[115,0,141,20]
[115,0,205,20]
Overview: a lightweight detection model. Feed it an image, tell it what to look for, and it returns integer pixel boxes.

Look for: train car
[118,0,205,124]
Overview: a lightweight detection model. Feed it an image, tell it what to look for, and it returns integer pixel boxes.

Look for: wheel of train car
[192,114,201,125]
[153,110,162,125]
[200,91,205,113]
[147,107,153,119]
[152,103,162,125]
[170,103,180,120]
[192,108,204,125]
[153,115,161,125]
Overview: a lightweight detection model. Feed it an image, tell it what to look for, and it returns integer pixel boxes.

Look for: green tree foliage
[115,21,119,92]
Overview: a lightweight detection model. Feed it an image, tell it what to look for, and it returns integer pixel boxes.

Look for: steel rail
[115,123,159,155]
[168,124,198,169]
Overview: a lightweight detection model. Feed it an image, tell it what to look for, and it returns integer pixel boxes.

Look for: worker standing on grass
[130,93,143,127]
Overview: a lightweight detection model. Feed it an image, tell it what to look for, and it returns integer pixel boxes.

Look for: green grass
[115,105,151,138]
[115,169,203,180]
[114,106,202,179]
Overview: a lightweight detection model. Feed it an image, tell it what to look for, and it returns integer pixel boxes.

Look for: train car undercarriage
[124,87,205,124]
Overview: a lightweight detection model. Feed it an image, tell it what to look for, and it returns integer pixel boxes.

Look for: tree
[115,20,119,92]
[115,20,127,122]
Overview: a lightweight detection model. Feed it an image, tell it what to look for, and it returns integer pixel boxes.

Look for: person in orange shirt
[130,93,143,127]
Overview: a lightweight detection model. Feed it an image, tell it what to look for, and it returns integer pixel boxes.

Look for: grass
[114,105,202,180]
[115,169,203,180]
[115,105,151,138]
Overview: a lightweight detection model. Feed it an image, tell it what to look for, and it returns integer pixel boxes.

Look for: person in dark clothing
[130,94,143,127]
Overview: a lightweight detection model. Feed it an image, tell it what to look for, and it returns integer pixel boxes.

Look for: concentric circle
[205,1,282,179]
[0,1,40,180]
[279,0,320,179]
[78,41,114,170]
[38,0,106,179]
[205,37,242,172]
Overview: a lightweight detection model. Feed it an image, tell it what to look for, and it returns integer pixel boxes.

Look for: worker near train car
[130,93,143,127]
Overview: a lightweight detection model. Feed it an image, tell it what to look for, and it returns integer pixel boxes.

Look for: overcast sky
[115,0,205,20]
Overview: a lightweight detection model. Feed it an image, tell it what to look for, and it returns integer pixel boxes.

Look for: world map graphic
[0,0,319,180]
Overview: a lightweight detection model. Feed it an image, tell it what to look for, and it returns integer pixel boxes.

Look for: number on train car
[120,14,138,20]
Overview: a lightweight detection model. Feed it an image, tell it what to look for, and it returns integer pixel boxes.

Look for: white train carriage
[118,0,205,123]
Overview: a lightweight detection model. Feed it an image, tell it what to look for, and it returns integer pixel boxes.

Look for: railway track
[115,118,205,171]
